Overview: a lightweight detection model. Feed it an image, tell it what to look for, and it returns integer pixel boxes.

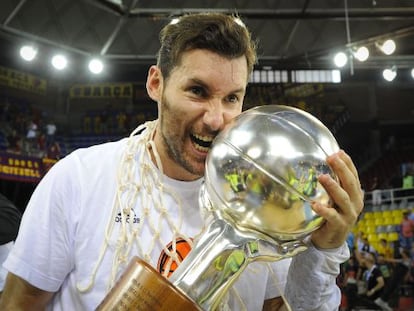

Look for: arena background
[1,1,414,309]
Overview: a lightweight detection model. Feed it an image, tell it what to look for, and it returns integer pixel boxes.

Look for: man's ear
[146,65,163,102]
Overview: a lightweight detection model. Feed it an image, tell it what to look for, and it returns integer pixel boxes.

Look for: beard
[159,94,206,178]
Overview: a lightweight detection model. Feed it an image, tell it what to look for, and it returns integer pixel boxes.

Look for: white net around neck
[77,120,195,292]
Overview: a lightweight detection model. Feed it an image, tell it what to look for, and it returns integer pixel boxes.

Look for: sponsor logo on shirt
[114,210,140,224]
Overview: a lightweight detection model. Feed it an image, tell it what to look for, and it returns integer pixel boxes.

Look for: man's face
[362,252,375,267]
[148,49,248,181]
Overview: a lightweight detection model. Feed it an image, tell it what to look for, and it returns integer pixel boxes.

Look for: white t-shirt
[4,130,347,310]
[46,123,57,136]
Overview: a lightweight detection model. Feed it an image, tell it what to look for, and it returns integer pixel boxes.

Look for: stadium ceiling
[1,0,414,73]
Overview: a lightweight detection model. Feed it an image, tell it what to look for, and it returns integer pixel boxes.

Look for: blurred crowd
[0,99,60,159]
[339,208,414,311]
[80,106,153,136]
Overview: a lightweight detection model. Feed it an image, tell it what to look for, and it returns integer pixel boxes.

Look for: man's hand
[310,150,363,249]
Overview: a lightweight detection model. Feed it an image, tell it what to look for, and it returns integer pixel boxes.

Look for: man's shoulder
[73,137,129,158]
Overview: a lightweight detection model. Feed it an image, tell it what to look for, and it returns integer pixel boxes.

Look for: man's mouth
[190,133,214,152]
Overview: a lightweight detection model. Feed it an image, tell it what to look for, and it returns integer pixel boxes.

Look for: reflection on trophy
[97,105,340,310]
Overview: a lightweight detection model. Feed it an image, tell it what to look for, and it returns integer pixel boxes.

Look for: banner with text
[0,152,58,183]
[0,66,47,95]
[69,83,133,99]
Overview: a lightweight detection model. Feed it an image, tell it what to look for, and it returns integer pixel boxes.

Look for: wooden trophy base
[96,257,201,311]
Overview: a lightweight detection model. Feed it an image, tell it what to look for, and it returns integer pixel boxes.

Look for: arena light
[51,54,68,70]
[353,46,369,62]
[20,45,37,62]
[333,52,348,68]
[377,39,396,55]
[382,66,397,82]
[411,68,414,79]
[88,58,104,74]
[170,17,180,25]
[291,70,341,83]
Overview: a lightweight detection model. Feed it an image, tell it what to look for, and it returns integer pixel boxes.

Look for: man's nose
[203,100,225,131]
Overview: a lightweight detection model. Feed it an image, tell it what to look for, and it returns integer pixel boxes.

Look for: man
[354,251,386,309]
[400,211,414,250]
[341,255,359,311]
[0,13,363,310]
[375,243,411,311]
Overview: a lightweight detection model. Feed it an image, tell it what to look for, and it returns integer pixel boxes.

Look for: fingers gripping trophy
[97,105,340,311]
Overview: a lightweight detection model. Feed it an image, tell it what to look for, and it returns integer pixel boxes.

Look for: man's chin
[190,167,205,179]
[186,162,206,179]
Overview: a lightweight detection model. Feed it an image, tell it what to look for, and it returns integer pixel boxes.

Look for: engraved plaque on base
[96,257,201,311]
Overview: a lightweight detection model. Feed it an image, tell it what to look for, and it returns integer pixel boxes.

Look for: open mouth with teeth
[190,133,214,152]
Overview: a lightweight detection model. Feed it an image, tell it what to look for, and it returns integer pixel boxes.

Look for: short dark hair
[365,251,377,263]
[157,13,257,81]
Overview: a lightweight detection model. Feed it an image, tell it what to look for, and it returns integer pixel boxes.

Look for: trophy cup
[97,105,340,310]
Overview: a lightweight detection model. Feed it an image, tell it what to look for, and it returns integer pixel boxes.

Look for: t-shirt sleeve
[284,242,350,311]
[3,154,80,292]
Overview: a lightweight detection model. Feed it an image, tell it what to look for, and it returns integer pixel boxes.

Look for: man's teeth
[193,134,213,143]
[192,133,213,152]
[195,144,209,152]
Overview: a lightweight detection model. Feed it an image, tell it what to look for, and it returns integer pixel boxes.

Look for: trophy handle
[96,257,201,311]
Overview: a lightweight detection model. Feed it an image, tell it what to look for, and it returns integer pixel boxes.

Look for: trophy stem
[170,219,261,310]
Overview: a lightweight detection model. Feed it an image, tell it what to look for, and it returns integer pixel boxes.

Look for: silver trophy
[169,105,340,310]
[97,105,340,311]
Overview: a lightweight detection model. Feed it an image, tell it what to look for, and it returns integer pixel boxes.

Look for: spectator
[37,133,47,157]
[354,251,386,309]
[402,171,413,189]
[370,176,382,207]
[358,233,377,254]
[377,238,394,260]
[346,231,355,253]
[375,245,412,311]
[6,130,22,154]
[46,141,61,160]
[83,114,92,134]
[45,120,57,148]
[376,253,392,284]
[400,211,414,250]
[25,119,38,155]
[342,255,360,311]
[93,114,102,134]
[116,110,127,133]
[100,108,109,134]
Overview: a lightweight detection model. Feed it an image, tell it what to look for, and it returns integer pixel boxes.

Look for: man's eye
[227,95,239,103]
[190,86,205,97]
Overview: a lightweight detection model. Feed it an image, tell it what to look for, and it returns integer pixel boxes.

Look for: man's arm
[0,272,54,311]
[367,276,385,297]
[284,242,349,311]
